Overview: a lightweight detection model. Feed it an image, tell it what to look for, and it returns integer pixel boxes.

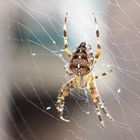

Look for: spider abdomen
[69,42,91,76]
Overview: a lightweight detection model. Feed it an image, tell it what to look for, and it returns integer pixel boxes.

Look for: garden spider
[56,12,115,127]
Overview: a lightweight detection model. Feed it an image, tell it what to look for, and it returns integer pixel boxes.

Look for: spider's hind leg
[89,76,114,126]
[56,78,77,122]
[97,97,114,121]
[89,77,105,126]
[94,101,105,127]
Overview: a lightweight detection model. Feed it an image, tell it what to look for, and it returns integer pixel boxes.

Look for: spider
[56,12,115,127]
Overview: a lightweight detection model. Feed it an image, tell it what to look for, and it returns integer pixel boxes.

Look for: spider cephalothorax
[56,12,116,126]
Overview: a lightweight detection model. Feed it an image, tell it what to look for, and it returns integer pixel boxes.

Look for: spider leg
[56,78,77,122]
[89,76,105,126]
[94,67,116,80]
[97,97,114,121]
[64,64,73,76]
[63,12,72,58]
[93,12,101,64]
[94,102,105,126]
[89,75,114,126]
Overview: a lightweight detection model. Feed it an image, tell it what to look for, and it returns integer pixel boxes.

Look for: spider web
[1,0,140,140]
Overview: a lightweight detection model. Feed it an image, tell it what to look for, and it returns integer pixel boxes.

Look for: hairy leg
[94,67,116,80]
[89,76,114,126]
[92,12,101,63]
[89,76,105,126]
[63,12,72,58]
[56,78,77,122]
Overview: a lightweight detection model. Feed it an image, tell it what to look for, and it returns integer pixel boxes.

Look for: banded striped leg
[97,97,114,121]
[93,12,101,63]
[94,67,116,80]
[56,78,77,122]
[87,44,94,64]
[93,79,114,121]
[89,76,114,126]
[64,64,73,76]
[89,76,105,126]
[63,12,72,58]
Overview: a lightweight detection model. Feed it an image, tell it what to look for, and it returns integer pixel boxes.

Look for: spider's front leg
[89,76,113,127]
[63,12,72,58]
[92,12,101,64]
[56,78,77,122]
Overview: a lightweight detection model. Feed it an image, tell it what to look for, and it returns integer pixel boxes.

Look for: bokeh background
[1,0,140,140]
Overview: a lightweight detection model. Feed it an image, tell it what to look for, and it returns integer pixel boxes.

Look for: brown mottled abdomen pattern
[69,42,91,76]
